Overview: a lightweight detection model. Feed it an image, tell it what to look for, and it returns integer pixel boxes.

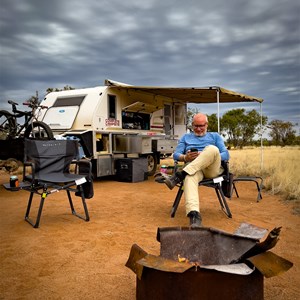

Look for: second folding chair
[22,138,93,228]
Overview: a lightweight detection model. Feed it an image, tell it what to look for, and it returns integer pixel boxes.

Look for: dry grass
[229,146,300,203]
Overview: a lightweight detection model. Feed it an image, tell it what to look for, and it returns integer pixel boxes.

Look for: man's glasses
[193,123,207,128]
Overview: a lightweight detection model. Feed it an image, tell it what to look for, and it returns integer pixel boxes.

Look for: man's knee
[204,145,219,154]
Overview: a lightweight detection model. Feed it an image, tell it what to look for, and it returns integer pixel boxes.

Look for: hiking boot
[164,172,183,190]
[188,211,202,227]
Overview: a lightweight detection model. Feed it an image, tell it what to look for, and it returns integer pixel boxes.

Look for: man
[164,113,229,227]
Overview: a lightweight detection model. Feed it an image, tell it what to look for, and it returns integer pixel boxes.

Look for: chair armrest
[23,161,35,181]
[72,159,92,178]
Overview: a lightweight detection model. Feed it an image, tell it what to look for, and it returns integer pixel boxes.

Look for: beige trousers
[183,145,223,215]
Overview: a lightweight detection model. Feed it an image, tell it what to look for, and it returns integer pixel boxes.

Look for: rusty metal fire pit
[126,224,293,300]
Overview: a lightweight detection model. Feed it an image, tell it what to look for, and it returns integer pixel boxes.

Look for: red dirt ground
[0,170,299,299]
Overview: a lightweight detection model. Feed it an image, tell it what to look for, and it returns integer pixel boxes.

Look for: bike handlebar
[23,102,48,109]
[7,99,48,117]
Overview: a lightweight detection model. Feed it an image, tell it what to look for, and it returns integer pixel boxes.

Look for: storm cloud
[0,0,299,127]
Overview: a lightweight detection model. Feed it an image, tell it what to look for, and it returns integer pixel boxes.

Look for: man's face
[192,118,208,136]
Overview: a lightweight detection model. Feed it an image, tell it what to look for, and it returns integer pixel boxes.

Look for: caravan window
[53,96,85,107]
[42,95,85,130]
[122,111,150,130]
[108,95,116,118]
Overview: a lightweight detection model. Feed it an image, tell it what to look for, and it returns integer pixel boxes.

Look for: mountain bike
[0,97,54,140]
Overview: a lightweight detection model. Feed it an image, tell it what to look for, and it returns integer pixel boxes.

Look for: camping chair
[22,138,93,228]
[170,160,233,218]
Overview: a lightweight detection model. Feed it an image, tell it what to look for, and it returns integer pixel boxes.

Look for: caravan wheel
[146,154,157,176]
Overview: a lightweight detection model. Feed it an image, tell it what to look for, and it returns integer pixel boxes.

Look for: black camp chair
[170,160,233,218]
[22,138,93,228]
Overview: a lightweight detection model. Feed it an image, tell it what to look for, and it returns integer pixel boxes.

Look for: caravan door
[173,104,187,138]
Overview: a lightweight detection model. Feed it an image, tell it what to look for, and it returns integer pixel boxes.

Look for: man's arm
[215,134,230,161]
[173,136,187,162]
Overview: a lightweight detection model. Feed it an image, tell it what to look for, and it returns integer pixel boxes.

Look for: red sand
[0,171,299,299]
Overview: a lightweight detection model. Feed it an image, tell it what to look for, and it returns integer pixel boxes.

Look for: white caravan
[40,79,263,178]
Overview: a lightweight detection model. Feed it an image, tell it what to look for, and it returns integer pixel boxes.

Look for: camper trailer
[1,79,263,176]
[40,80,186,178]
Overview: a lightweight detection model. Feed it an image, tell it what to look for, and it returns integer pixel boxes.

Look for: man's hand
[185,150,200,162]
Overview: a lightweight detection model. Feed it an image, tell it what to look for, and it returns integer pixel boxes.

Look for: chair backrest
[220,160,233,198]
[24,139,79,175]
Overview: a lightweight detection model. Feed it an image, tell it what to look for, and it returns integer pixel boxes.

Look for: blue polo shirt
[173,132,229,161]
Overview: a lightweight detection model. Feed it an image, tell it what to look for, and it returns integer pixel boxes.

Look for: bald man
[164,113,229,227]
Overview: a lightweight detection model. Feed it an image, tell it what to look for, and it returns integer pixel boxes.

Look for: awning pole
[260,102,263,173]
[217,89,220,133]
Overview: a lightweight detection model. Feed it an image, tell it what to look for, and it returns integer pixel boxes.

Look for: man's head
[192,113,208,136]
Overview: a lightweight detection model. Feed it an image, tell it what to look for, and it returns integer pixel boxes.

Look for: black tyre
[4,158,21,172]
[146,153,158,176]
[0,110,16,140]
[24,121,54,140]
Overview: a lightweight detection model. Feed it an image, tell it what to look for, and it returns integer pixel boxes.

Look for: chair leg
[215,184,232,218]
[25,190,47,228]
[67,187,90,221]
[232,182,239,198]
[255,179,263,202]
[170,182,184,218]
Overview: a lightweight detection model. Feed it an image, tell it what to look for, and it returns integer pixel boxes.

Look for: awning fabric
[104,79,263,104]
[122,102,163,113]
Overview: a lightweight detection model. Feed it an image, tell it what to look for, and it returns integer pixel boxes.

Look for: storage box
[116,158,148,182]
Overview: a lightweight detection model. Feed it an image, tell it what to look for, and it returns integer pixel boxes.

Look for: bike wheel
[0,110,16,140]
[24,121,54,140]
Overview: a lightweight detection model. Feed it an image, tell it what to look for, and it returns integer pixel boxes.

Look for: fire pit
[126,224,293,300]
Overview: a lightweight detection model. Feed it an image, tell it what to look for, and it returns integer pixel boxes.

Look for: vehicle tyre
[24,121,54,140]
[4,158,21,172]
[0,110,16,139]
[146,153,158,176]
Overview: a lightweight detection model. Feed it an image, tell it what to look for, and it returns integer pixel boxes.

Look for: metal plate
[247,251,293,278]
[157,227,257,265]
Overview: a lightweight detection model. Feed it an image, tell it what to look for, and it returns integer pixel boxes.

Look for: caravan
[39,79,263,178]
[40,80,186,177]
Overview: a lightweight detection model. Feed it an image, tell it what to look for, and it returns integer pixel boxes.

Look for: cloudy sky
[1,0,299,131]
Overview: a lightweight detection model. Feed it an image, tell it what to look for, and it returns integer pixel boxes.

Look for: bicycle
[0,97,54,140]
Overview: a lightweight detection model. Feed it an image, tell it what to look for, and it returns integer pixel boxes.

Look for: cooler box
[116,158,148,182]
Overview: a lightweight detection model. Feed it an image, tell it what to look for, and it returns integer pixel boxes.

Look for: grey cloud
[0,0,299,127]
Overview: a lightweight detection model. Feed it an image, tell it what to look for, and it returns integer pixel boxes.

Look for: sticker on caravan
[105,119,120,126]
[59,109,65,113]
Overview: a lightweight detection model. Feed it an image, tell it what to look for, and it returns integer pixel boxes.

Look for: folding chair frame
[22,139,92,228]
[232,176,263,202]
[170,161,232,219]
[24,181,90,228]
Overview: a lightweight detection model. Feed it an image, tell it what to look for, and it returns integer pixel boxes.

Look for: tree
[207,113,218,132]
[186,107,200,130]
[46,85,74,94]
[268,120,297,146]
[221,108,267,148]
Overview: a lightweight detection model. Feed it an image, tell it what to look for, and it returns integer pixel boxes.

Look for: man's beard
[194,130,207,137]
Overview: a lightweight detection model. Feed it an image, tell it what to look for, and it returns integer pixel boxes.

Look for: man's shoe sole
[164,178,176,190]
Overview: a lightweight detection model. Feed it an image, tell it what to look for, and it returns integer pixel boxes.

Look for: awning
[123,101,164,113]
[104,79,263,104]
